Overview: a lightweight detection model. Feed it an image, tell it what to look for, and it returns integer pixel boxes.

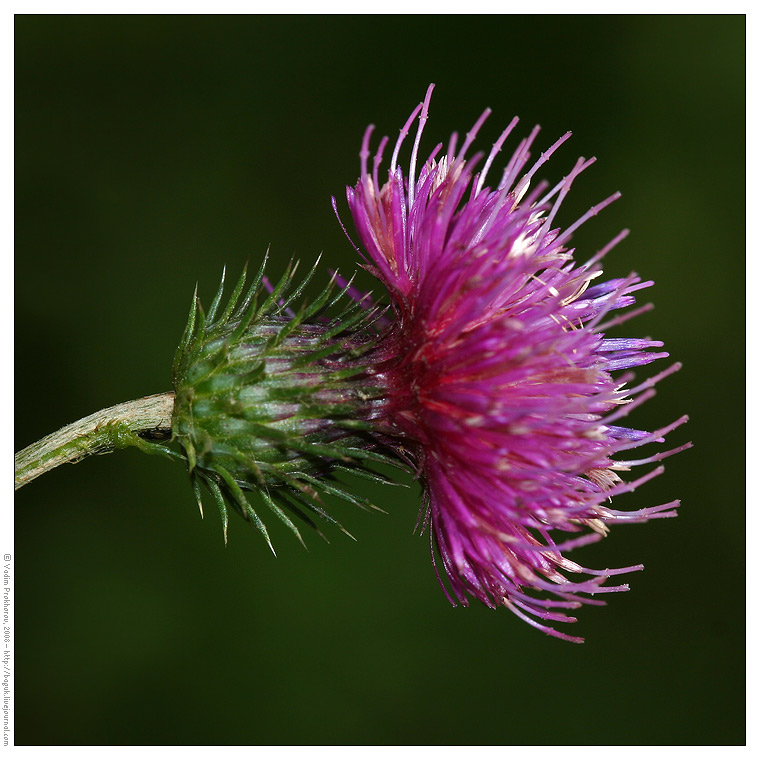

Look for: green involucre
[171,258,401,549]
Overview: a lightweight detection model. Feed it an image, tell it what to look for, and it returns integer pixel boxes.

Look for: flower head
[170,86,688,643]
[340,84,690,642]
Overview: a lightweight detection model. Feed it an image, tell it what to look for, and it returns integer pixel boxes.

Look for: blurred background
[14,15,744,745]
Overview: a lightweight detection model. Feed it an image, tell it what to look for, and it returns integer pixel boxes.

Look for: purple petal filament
[340,85,690,642]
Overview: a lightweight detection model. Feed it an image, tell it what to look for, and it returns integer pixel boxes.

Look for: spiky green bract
[171,258,400,549]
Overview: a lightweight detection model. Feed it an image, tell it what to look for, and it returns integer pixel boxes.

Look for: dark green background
[15,15,744,745]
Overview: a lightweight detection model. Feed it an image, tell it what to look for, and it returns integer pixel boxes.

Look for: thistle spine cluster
[171,255,401,549]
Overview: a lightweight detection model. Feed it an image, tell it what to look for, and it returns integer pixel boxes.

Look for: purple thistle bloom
[339,84,690,642]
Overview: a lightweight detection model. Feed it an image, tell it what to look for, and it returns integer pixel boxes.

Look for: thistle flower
[338,84,690,642]
[14,86,689,643]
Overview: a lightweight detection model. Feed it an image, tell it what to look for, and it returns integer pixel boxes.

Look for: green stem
[14,392,176,490]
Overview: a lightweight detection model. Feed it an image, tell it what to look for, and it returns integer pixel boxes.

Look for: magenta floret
[339,84,690,642]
